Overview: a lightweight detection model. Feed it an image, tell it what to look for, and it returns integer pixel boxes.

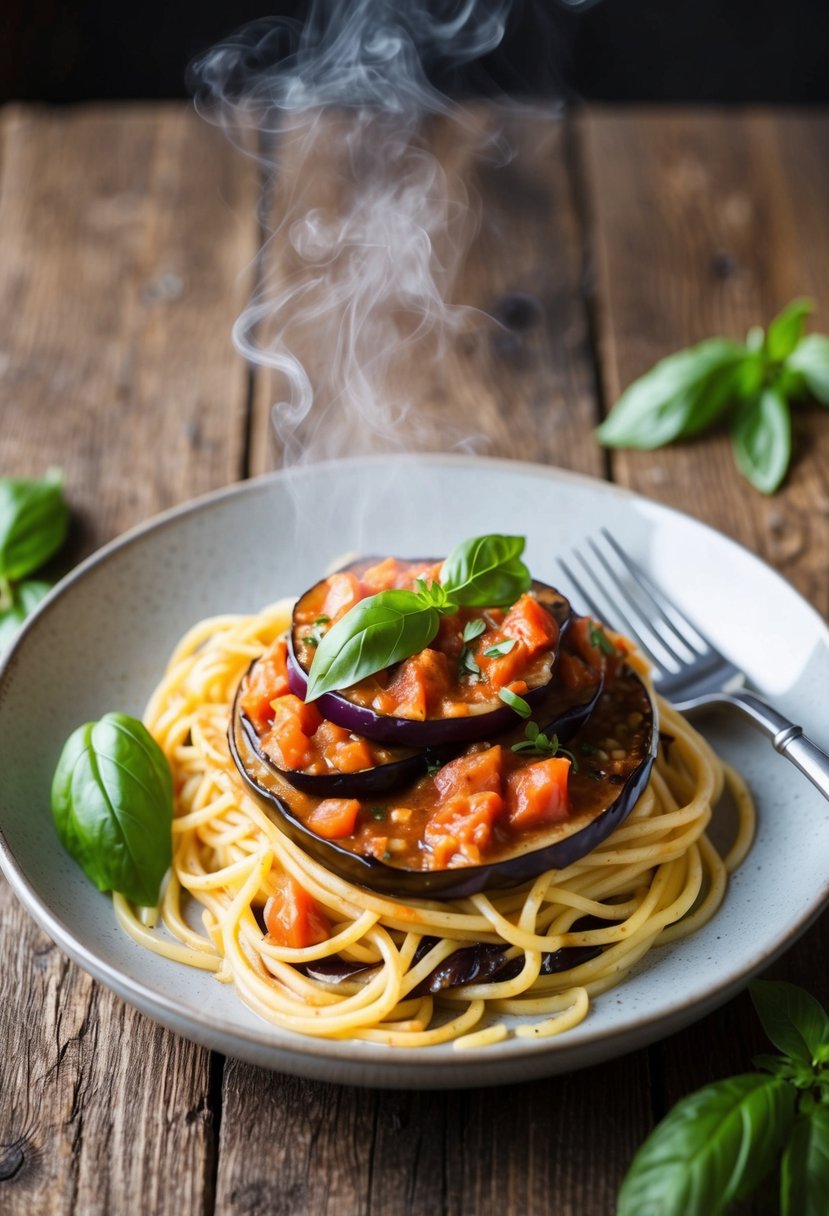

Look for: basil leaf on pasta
[305,589,439,701]
[440,534,530,607]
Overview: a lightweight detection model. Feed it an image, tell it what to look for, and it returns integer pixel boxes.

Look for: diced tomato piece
[506,758,571,830]
[307,798,361,839]
[567,616,626,673]
[360,557,404,595]
[326,738,374,773]
[384,649,451,720]
[557,651,599,693]
[240,640,290,731]
[313,719,351,748]
[434,745,505,802]
[476,636,532,691]
[260,694,323,770]
[502,595,559,658]
[424,791,506,867]
[322,572,363,622]
[264,874,331,948]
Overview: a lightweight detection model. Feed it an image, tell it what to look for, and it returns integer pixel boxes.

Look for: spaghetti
[114,599,755,1048]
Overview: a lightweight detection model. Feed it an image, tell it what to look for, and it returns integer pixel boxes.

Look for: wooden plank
[582,108,829,615]
[248,108,603,477]
[583,107,829,1188]
[0,102,259,1215]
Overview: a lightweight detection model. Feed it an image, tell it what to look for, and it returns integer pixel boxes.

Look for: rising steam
[190,1,520,464]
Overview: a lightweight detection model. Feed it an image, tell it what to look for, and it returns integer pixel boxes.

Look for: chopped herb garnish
[483,638,517,659]
[426,759,443,776]
[589,620,618,656]
[382,850,392,861]
[370,806,387,821]
[499,688,532,718]
[512,722,577,766]
[579,742,600,756]
[305,616,332,648]
[462,618,486,643]
[458,647,482,680]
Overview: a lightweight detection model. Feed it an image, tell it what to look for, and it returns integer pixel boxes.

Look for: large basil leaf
[0,471,69,581]
[765,297,813,362]
[617,1074,796,1216]
[788,334,829,405]
[596,339,749,450]
[51,713,173,907]
[0,579,51,653]
[440,534,530,607]
[305,589,439,701]
[780,1106,829,1216]
[751,980,829,1068]
[731,387,791,495]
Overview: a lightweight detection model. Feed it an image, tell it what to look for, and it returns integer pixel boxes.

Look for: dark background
[3,0,829,105]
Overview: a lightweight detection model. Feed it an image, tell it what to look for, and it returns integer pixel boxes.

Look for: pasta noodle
[114,599,755,1048]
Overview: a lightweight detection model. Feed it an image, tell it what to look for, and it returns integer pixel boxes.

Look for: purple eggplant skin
[228,668,658,902]
[288,563,573,748]
[230,665,426,799]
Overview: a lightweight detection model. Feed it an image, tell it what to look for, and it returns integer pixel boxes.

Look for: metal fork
[557,529,829,801]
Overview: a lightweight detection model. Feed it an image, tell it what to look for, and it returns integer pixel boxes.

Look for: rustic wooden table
[1,102,827,1215]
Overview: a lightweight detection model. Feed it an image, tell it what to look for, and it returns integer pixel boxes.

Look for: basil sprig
[618,980,829,1216]
[596,299,829,494]
[51,712,173,907]
[0,470,69,651]
[305,534,530,701]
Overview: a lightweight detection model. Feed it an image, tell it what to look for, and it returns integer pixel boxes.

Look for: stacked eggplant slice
[229,562,658,900]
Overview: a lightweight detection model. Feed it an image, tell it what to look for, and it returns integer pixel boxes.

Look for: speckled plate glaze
[1,455,828,1089]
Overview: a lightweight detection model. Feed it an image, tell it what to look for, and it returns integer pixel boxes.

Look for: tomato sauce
[292,558,566,721]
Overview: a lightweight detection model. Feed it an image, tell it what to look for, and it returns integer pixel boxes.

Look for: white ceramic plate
[1,455,828,1089]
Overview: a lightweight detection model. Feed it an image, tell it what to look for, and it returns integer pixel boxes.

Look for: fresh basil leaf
[753,1052,819,1089]
[498,688,532,718]
[788,334,829,405]
[0,579,51,653]
[483,638,516,658]
[440,534,530,608]
[746,325,765,353]
[51,712,173,907]
[596,339,749,450]
[766,297,813,363]
[780,1106,829,1216]
[305,589,438,700]
[731,387,791,494]
[750,980,829,1069]
[0,470,69,581]
[462,618,486,643]
[617,1074,796,1216]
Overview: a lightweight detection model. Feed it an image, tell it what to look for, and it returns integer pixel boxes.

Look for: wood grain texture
[0,103,258,1216]
[581,109,829,615]
[248,108,603,478]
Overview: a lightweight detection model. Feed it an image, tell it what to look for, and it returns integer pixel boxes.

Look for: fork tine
[584,538,693,669]
[556,557,610,625]
[600,529,713,655]
[573,548,683,673]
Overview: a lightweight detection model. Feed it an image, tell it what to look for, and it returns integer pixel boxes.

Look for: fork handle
[722,689,829,801]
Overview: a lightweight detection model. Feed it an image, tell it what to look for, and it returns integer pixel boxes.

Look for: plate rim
[2,453,828,1081]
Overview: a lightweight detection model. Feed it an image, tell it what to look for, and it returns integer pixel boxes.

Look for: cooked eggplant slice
[229,664,658,901]
[230,662,428,798]
[288,557,572,748]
